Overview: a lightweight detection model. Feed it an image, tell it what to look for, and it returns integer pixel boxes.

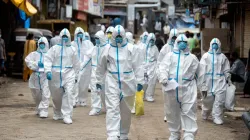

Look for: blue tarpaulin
[19,10,30,29]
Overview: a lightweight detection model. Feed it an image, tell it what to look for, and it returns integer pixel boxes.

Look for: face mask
[178,41,187,50]
[39,43,45,50]
[107,33,112,39]
[95,38,100,45]
[62,36,69,43]
[212,43,219,50]
[115,36,123,44]
[149,40,155,46]
[77,33,84,39]
[85,36,89,40]
[143,35,148,43]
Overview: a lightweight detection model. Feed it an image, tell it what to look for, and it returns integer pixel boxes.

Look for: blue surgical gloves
[137,84,143,92]
[47,72,52,80]
[38,61,44,68]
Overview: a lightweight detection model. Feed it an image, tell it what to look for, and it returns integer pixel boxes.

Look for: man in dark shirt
[155,32,164,52]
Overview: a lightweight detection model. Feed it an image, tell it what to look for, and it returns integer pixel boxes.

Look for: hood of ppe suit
[173,34,190,53]
[60,28,71,46]
[95,31,107,46]
[110,25,127,47]
[209,38,222,53]
[126,32,134,44]
[106,26,115,33]
[85,32,90,40]
[37,37,49,53]
[167,29,179,44]
[141,31,149,44]
[145,33,156,47]
[73,27,84,42]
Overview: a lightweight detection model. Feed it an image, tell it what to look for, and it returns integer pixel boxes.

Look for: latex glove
[38,61,44,68]
[47,72,52,80]
[137,84,143,92]
[1,61,4,68]
[202,91,207,98]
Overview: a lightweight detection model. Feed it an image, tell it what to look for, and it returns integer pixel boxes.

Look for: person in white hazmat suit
[25,37,51,118]
[141,15,148,32]
[157,29,179,64]
[198,38,231,125]
[44,28,80,124]
[138,31,148,48]
[143,33,159,102]
[157,29,179,121]
[126,32,145,114]
[95,25,144,140]
[89,30,107,116]
[77,33,95,107]
[71,27,85,107]
[159,34,199,140]
[106,26,115,44]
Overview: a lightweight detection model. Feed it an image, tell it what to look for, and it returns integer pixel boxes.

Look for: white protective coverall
[126,32,144,113]
[44,28,80,123]
[96,25,144,140]
[143,33,159,102]
[106,26,115,44]
[25,37,51,118]
[77,35,95,106]
[159,34,199,140]
[71,27,84,106]
[157,29,179,121]
[89,31,107,115]
[198,38,230,125]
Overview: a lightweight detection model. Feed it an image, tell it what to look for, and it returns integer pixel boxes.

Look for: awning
[10,0,37,16]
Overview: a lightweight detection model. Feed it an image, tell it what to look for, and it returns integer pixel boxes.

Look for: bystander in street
[0,29,6,77]
[23,33,36,82]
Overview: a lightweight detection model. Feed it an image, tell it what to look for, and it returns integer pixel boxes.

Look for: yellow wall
[74,21,88,32]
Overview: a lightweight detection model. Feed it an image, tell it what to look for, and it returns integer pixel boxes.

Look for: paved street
[0,78,248,140]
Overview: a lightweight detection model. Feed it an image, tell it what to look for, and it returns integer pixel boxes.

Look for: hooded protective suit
[25,37,51,118]
[106,26,115,44]
[143,33,159,102]
[77,35,95,106]
[71,27,85,106]
[157,29,179,121]
[89,31,107,115]
[157,29,179,66]
[159,34,199,140]
[198,38,230,125]
[96,25,144,140]
[44,28,80,124]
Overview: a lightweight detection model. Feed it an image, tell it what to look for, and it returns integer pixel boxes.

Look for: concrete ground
[0,78,248,140]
